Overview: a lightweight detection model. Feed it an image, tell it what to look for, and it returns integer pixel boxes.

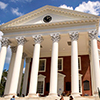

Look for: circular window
[43,15,52,23]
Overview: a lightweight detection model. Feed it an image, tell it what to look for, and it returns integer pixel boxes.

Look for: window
[78,57,81,70]
[58,58,63,71]
[84,80,90,90]
[37,81,43,94]
[66,82,71,91]
[79,74,82,93]
[39,59,46,72]
[46,83,50,91]
[37,74,46,95]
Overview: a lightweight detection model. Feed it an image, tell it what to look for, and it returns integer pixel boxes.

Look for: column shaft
[89,30,100,94]
[71,40,79,95]
[0,46,7,82]
[17,59,24,95]
[28,35,43,97]
[49,42,58,95]
[91,39,100,91]
[22,58,31,96]
[4,47,17,95]
[49,33,60,96]
[0,38,9,82]
[69,31,79,96]
[29,43,40,95]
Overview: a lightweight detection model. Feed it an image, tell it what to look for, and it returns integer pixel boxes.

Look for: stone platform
[0,96,100,100]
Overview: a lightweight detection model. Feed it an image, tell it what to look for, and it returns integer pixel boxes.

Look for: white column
[69,31,79,96]
[0,38,9,82]
[22,58,31,96]
[89,42,96,96]
[8,36,27,97]
[28,35,43,97]
[89,30,100,94]
[49,33,60,96]
[17,53,27,95]
[4,46,17,96]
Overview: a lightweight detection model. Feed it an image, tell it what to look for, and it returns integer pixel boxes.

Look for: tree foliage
[0,69,8,97]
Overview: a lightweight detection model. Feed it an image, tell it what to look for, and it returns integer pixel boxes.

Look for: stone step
[0,96,100,100]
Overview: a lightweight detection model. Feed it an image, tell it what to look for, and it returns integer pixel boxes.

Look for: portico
[0,5,100,100]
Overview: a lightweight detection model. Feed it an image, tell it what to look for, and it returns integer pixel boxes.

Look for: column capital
[50,33,60,42]
[1,38,10,47]
[26,58,31,63]
[16,36,27,45]
[88,29,97,40]
[10,46,17,53]
[69,31,79,41]
[32,35,43,44]
[22,52,27,59]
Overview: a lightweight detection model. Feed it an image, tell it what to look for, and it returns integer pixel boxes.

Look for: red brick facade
[27,55,92,96]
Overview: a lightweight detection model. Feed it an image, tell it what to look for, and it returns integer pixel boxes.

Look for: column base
[48,93,58,97]
[4,94,17,98]
[47,93,60,100]
[27,93,39,98]
[71,93,80,97]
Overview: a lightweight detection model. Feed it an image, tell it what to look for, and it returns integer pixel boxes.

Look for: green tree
[0,69,8,97]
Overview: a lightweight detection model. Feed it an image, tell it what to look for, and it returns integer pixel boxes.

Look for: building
[0,5,100,99]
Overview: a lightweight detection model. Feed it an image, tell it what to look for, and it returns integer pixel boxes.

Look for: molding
[0,5,99,29]
[0,19,99,33]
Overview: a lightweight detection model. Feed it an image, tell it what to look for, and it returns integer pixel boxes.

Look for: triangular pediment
[0,5,100,29]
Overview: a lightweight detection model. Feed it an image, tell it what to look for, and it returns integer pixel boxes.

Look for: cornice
[0,19,99,33]
[0,5,100,28]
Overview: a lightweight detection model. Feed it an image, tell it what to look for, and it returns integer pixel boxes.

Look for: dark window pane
[84,80,90,90]
[39,60,45,71]
[37,81,43,94]
[66,82,71,91]
[46,83,49,91]
[58,59,62,70]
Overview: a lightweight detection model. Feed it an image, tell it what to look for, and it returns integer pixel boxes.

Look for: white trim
[78,57,81,70]
[39,59,46,72]
[79,74,83,94]
[38,74,46,95]
[58,58,63,71]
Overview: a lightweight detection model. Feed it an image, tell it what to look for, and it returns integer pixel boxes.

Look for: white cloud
[75,1,100,15]
[5,46,11,64]
[59,1,100,15]
[23,67,25,73]
[0,1,8,9]
[11,7,24,16]
[59,4,73,10]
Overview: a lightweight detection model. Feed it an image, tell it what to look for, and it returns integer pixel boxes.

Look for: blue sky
[0,0,100,72]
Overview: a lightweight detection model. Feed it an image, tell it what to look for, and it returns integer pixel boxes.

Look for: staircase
[0,96,100,100]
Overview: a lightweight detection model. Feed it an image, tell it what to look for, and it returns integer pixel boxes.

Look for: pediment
[0,5,100,29]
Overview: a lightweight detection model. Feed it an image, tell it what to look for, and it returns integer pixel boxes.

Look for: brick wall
[27,55,92,96]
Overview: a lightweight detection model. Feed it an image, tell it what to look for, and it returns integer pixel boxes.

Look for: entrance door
[57,73,65,95]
